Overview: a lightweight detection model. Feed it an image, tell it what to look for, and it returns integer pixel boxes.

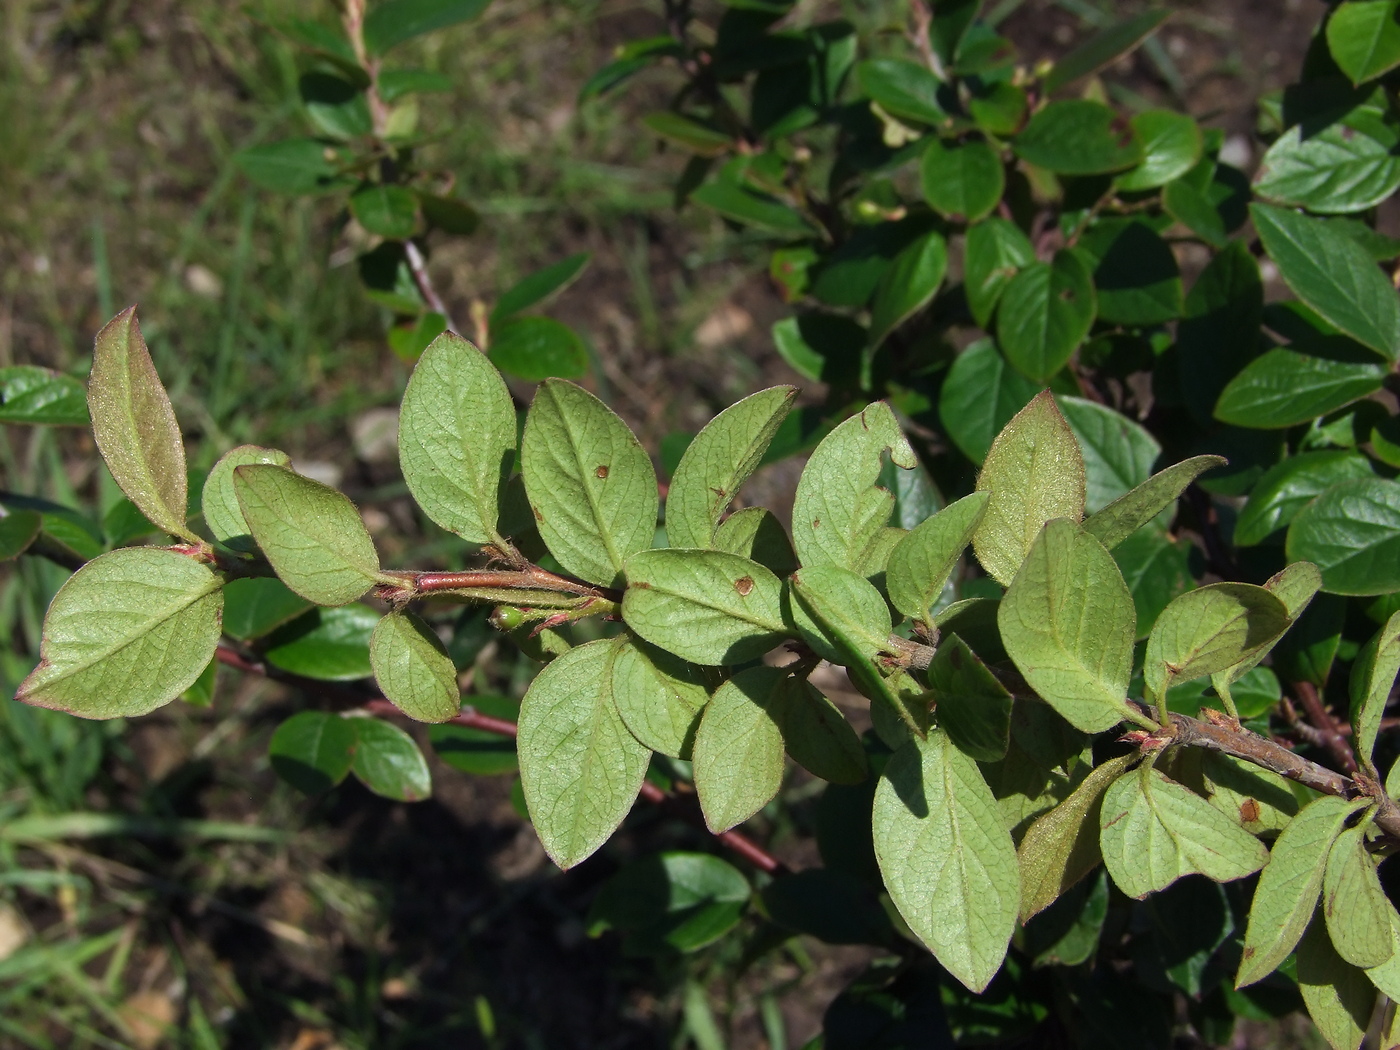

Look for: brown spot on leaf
[949,647,962,670]
[710,486,727,498]
[532,506,543,522]
[735,576,754,596]
[595,465,609,479]
[812,517,821,529]
[1239,799,1260,823]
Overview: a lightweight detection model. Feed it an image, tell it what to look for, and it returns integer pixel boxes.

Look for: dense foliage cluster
[9,0,1400,1046]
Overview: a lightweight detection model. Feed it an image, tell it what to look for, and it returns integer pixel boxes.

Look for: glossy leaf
[999,519,1138,733]
[666,386,797,549]
[400,332,516,545]
[370,610,459,723]
[1042,9,1171,92]
[1251,203,1400,360]
[587,851,750,955]
[868,230,948,347]
[692,666,786,833]
[1084,455,1224,550]
[1074,219,1181,326]
[1013,100,1143,175]
[1018,752,1136,920]
[1099,763,1268,899]
[964,218,1035,329]
[1255,110,1400,213]
[872,730,1019,992]
[622,549,786,664]
[1214,345,1385,428]
[919,138,1003,223]
[349,717,432,801]
[234,138,348,194]
[362,0,491,53]
[87,308,194,541]
[611,638,709,758]
[1238,794,1370,987]
[350,185,418,239]
[202,445,291,551]
[487,317,589,382]
[0,366,88,425]
[1115,109,1202,192]
[220,577,312,641]
[1058,397,1160,515]
[996,250,1096,383]
[1327,0,1400,84]
[268,711,358,795]
[887,492,988,623]
[517,638,649,867]
[17,548,223,719]
[264,604,377,680]
[521,379,657,587]
[791,402,916,572]
[1143,583,1291,700]
[1350,612,1400,769]
[926,633,1012,762]
[855,58,948,125]
[233,464,382,606]
[492,252,591,321]
[0,509,40,560]
[1286,478,1400,595]
[1235,451,1374,546]
[938,339,1041,463]
[973,392,1086,586]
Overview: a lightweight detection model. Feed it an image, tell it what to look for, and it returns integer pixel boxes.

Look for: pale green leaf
[1323,821,1395,968]
[666,387,797,549]
[791,402,916,572]
[1017,752,1135,920]
[927,634,1012,762]
[998,519,1139,733]
[692,666,786,832]
[1099,763,1268,899]
[1082,455,1226,550]
[1349,611,1400,770]
[886,492,989,623]
[202,445,291,551]
[973,391,1086,585]
[521,379,658,587]
[17,548,223,719]
[1298,912,1377,1050]
[612,637,710,758]
[233,464,383,606]
[1212,561,1322,705]
[87,308,195,541]
[622,549,786,664]
[872,730,1019,993]
[1143,583,1292,701]
[1200,752,1302,836]
[370,610,460,723]
[1237,794,1370,988]
[786,565,891,666]
[517,638,651,868]
[399,332,517,545]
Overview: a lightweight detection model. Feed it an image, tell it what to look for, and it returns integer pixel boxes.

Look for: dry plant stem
[1293,679,1359,774]
[404,240,460,334]
[213,646,788,876]
[1156,710,1400,841]
[1186,484,1242,582]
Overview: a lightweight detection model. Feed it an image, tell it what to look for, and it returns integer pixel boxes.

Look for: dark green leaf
[1255,107,1400,213]
[996,250,1096,382]
[1083,455,1224,551]
[770,313,864,385]
[264,604,378,681]
[1075,220,1182,325]
[1013,100,1143,175]
[1236,451,1375,546]
[1287,477,1400,595]
[220,577,313,641]
[690,177,816,236]
[919,138,1003,223]
[1327,0,1400,84]
[1043,9,1171,93]
[1116,109,1202,191]
[855,58,949,126]
[363,0,492,53]
[268,711,357,794]
[0,366,88,425]
[1214,344,1385,428]
[299,72,372,139]
[1251,203,1400,360]
[488,317,589,381]
[350,185,418,240]
[350,717,432,801]
[492,253,591,321]
[377,68,455,102]
[234,139,348,195]
[428,696,519,775]
[1058,397,1160,515]
[868,230,948,348]
[588,851,749,955]
[0,509,40,559]
[928,634,1012,761]
[761,869,892,946]
[938,339,1040,463]
[964,218,1035,329]
[1113,527,1194,638]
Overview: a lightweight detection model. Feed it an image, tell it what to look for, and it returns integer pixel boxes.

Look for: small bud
[490,606,526,632]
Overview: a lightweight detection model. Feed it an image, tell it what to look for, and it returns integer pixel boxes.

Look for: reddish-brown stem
[216,646,788,875]
[1293,680,1359,774]
[409,567,619,603]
